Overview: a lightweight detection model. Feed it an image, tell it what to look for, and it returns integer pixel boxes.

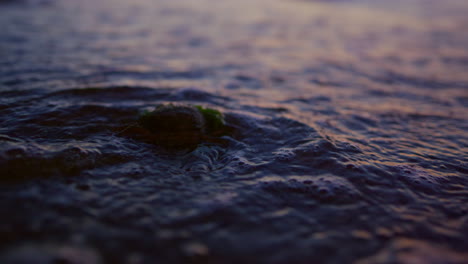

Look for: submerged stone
[139,104,205,134]
[134,103,230,149]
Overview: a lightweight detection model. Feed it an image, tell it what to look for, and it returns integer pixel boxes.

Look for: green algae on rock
[194,105,226,134]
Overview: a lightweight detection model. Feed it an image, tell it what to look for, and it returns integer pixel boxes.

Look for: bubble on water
[260,174,360,204]
[230,155,255,173]
[396,165,443,194]
[295,139,338,158]
[308,175,361,202]
[273,148,296,161]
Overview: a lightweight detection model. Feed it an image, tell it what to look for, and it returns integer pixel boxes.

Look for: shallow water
[0,0,467,263]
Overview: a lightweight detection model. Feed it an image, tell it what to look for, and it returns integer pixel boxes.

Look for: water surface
[0,0,467,263]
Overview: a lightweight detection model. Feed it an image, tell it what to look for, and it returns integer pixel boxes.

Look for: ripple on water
[47,86,172,102]
[395,165,450,194]
[260,174,361,204]
[0,138,131,183]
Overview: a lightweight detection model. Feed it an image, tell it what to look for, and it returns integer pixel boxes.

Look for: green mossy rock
[137,104,228,149]
[139,104,205,134]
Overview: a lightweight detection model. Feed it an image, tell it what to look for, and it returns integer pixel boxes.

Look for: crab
[117,104,232,149]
